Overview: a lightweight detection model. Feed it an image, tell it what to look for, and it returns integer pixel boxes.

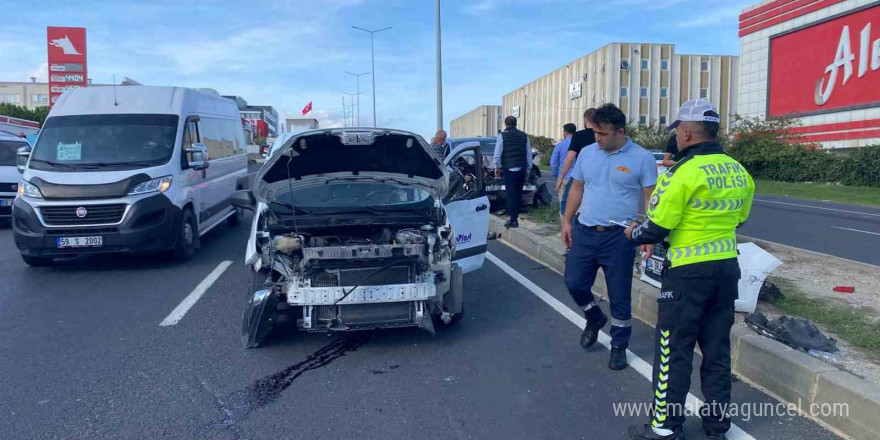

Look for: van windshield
[30,114,179,171]
[0,140,28,166]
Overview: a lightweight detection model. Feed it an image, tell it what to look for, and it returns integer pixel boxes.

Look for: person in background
[561,103,657,371]
[430,130,451,157]
[551,123,577,225]
[555,108,597,195]
[494,116,533,229]
[625,99,755,440]
[662,133,678,168]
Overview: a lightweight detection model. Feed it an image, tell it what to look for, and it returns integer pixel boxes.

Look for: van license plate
[57,236,103,248]
[0,199,12,206]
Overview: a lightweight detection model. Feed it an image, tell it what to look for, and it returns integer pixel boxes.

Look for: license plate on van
[0,199,12,206]
[57,236,103,248]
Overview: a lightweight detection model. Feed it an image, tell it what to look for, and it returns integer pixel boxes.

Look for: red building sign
[47,27,87,108]
[768,4,879,117]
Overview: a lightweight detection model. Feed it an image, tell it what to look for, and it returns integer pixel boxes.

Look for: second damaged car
[235,129,490,347]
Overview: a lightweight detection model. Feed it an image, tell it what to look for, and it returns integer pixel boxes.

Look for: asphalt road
[0,211,841,439]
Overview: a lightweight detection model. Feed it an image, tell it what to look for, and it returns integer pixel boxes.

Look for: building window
[640,87,648,98]
[701,61,709,71]
[31,94,49,104]
[661,59,669,70]
[0,93,22,104]
[700,88,709,99]
[641,59,649,70]
[660,88,668,98]
[639,115,648,125]
[620,87,628,97]
[660,115,668,125]
[620,59,629,70]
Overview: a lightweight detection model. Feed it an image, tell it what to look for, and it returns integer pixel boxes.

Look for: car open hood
[254,129,448,202]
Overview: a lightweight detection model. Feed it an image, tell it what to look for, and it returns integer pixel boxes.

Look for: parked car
[651,150,668,175]
[235,129,490,347]
[13,86,249,266]
[447,136,548,208]
[0,131,29,224]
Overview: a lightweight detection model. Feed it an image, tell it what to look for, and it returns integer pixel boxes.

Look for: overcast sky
[0,0,752,139]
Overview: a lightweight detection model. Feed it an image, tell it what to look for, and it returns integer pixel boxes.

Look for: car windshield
[273,182,432,211]
[30,114,179,171]
[0,140,27,166]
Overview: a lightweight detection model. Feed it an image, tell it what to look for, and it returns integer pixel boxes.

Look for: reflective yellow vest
[648,143,755,268]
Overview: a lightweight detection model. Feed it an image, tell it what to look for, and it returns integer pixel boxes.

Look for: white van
[0,131,30,222]
[13,86,248,266]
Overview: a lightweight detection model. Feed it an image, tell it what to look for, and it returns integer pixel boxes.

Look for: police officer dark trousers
[625,99,755,440]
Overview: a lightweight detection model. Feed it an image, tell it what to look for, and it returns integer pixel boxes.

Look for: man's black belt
[581,224,624,232]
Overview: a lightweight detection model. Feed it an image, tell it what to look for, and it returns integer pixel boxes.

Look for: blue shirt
[571,138,658,227]
[550,137,572,179]
[493,132,533,172]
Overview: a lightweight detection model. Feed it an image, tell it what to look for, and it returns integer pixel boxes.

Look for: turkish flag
[302,101,312,115]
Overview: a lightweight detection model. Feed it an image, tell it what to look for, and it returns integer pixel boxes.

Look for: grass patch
[537,163,552,173]
[768,279,880,358]
[756,180,880,208]
[524,203,560,227]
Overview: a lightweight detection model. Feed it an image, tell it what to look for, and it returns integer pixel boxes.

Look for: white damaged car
[234,128,490,347]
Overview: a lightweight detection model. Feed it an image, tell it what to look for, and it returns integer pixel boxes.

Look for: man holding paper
[561,103,658,370]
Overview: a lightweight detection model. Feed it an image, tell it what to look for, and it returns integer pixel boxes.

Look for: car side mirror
[186,143,209,171]
[231,189,256,211]
[17,145,31,174]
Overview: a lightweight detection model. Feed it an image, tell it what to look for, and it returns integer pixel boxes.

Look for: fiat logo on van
[75,207,88,218]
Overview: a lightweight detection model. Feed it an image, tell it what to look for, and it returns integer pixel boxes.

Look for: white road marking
[486,252,755,440]
[755,198,880,218]
[831,226,880,236]
[159,261,233,326]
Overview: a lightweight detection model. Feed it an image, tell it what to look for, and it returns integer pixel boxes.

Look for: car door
[181,116,208,220]
[444,141,490,274]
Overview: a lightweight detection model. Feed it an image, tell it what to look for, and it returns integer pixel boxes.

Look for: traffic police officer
[624,99,755,440]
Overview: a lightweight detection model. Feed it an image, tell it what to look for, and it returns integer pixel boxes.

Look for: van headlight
[129,176,173,195]
[18,180,43,199]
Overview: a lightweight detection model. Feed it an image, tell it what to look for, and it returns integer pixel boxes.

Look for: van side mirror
[186,143,209,171]
[231,190,256,211]
[17,146,31,174]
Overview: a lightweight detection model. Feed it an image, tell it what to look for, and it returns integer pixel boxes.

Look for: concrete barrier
[488,215,880,440]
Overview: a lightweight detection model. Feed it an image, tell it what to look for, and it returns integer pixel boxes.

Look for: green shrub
[725,115,880,187]
[528,134,555,156]
[0,103,49,125]
[626,122,670,151]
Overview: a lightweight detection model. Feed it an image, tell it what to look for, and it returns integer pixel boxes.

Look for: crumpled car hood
[254,128,449,202]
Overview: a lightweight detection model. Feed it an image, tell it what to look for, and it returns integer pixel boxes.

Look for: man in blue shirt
[551,123,577,223]
[494,116,533,228]
[561,103,658,370]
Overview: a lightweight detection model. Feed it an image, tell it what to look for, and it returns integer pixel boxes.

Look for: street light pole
[344,92,359,127]
[352,26,392,127]
[345,71,370,127]
[436,0,443,132]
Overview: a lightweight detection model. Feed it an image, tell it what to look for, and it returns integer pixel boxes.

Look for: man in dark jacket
[493,116,533,228]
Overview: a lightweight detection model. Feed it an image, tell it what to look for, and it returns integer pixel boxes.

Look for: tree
[0,103,50,125]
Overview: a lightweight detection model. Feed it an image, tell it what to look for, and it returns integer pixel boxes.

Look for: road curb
[489,214,880,440]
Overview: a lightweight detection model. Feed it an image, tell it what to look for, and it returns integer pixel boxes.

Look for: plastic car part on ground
[745,312,839,353]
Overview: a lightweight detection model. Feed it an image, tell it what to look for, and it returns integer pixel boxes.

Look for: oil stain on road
[200,333,372,439]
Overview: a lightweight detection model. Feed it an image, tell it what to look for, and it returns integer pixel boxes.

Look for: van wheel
[227,208,241,227]
[22,255,54,267]
[173,208,199,261]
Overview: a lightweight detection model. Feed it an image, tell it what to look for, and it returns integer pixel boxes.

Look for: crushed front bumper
[288,281,437,332]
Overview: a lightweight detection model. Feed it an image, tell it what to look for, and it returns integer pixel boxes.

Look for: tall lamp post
[436,0,443,132]
[352,25,392,127]
[345,71,370,127]
[343,92,359,127]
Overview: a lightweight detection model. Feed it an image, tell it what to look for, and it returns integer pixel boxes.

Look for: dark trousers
[650,258,740,436]
[564,223,636,348]
[503,168,526,222]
